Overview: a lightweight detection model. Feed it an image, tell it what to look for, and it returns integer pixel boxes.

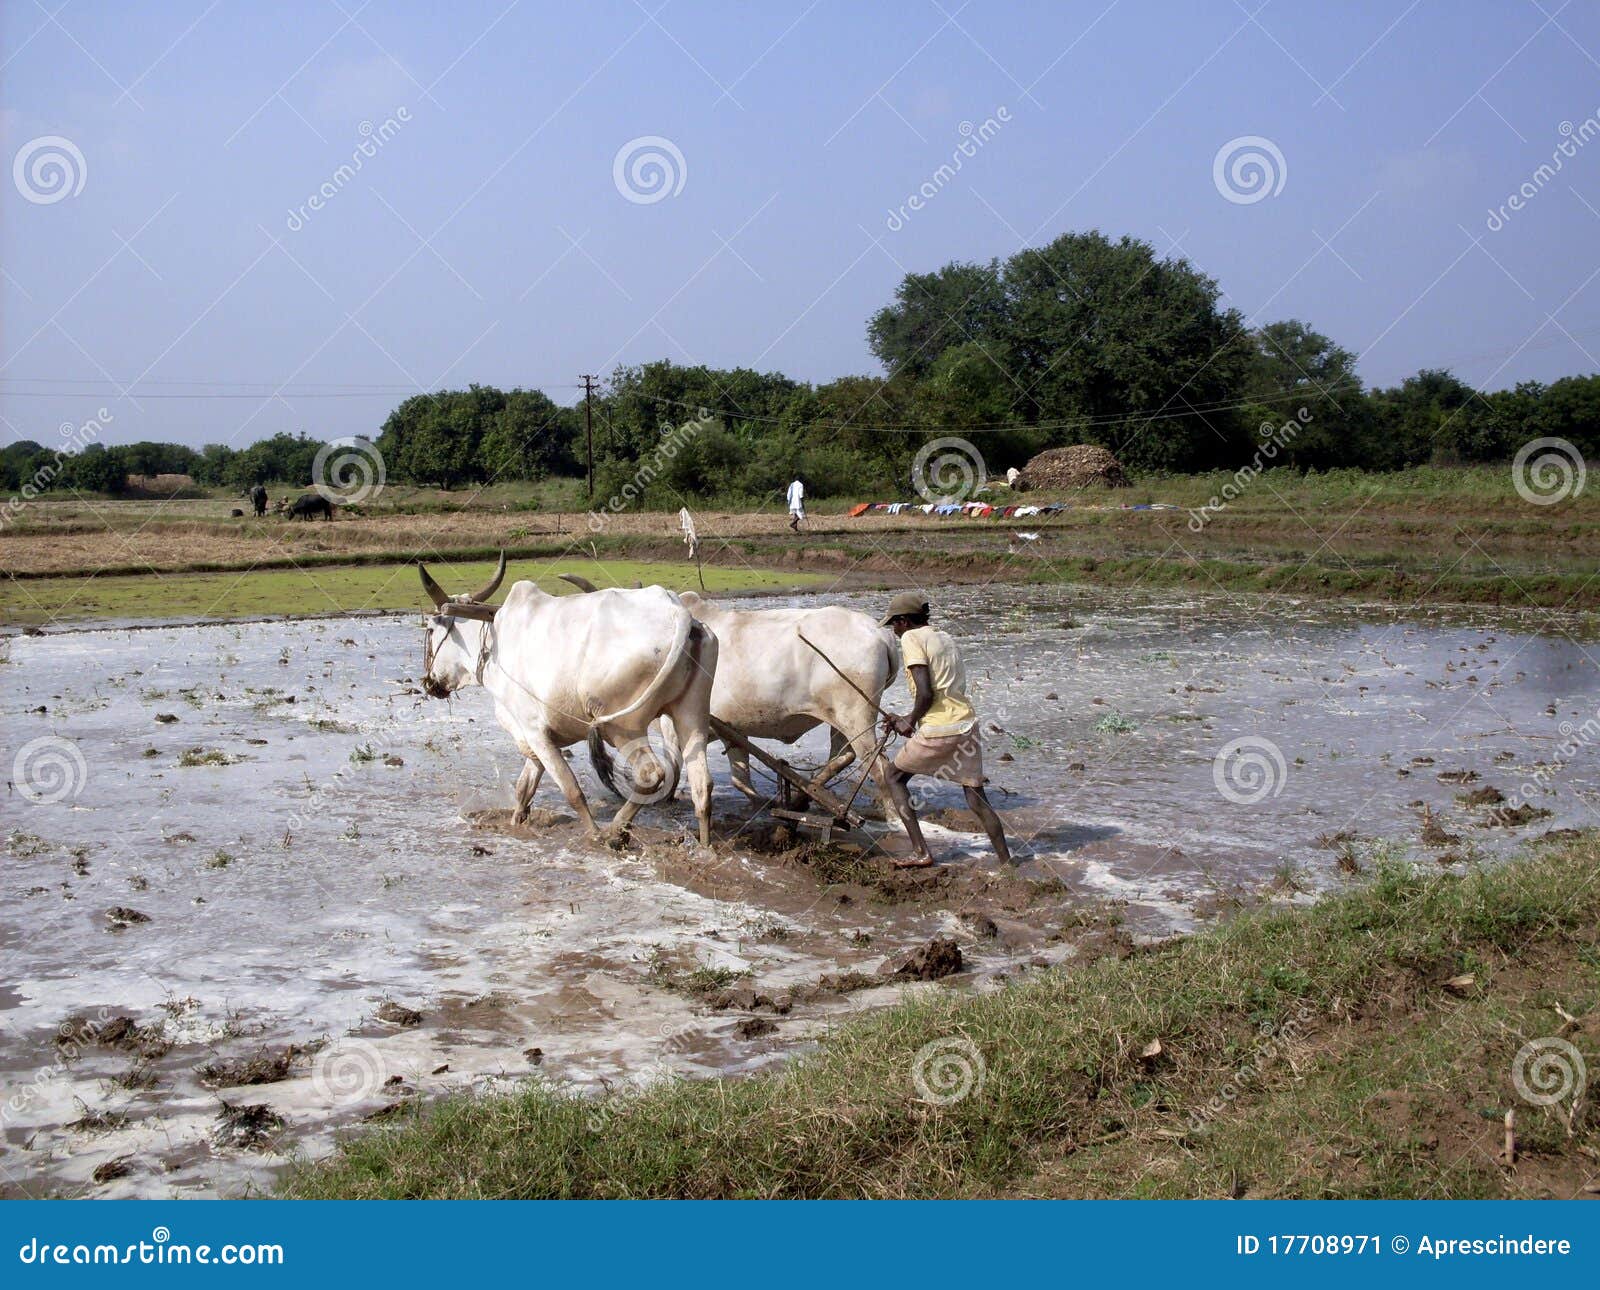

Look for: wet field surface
[2,584,1597,1196]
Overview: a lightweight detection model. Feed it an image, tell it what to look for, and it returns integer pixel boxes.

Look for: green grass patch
[1,558,826,625]
[282,833,1600,1199]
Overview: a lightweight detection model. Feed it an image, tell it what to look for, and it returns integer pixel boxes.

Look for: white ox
[560,578,898,805]
[419,559,717,844]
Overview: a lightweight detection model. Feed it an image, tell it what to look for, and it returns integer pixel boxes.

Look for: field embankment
[3,467,1596,622]
[283,832,1600,1200]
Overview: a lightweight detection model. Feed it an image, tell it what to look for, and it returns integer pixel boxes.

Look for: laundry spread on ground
[851,498,1178,518]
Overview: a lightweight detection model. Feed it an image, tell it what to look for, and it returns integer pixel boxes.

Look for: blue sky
[4,0,1599,449]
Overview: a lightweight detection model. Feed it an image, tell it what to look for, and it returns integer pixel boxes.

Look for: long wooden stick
[707,716,859,822]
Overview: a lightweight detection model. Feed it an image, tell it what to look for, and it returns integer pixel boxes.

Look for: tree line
[5,230,1597,503]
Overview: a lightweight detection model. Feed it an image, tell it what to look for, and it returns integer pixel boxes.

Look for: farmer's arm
[888,664,934,736]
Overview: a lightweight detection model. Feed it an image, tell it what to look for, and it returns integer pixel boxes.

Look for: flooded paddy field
[2,584,1596,1197]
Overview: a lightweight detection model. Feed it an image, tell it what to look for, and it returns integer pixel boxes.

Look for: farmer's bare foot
[892,853,937,869]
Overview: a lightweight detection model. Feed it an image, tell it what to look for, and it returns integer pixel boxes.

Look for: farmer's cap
[879,591,930,625]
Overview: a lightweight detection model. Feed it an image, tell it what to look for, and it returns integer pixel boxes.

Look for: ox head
[418,551,507,698]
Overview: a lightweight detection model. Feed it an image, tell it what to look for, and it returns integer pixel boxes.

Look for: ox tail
[587,620,703,801]
[587,725,623,798]
[592,606,695,727]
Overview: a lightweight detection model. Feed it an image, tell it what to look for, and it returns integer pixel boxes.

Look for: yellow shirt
[901,625,977,737]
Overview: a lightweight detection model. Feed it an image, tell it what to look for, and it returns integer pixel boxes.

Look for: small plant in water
[349,743,376,764]
[1095,712,1137,735]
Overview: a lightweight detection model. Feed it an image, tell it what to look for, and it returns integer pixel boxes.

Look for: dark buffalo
[249,484,268,516]
[288,492,334,521]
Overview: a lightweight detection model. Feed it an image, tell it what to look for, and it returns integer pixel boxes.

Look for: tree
[1246,321,1364,468]
[479,389,576,481]
[65,443,127,494]
[1368,369,1481,467]
[191,443,236,487]
[867,261,1004,380]
[997,231,1253,471]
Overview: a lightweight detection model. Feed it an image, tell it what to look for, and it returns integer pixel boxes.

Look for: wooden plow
[706,716,876,842]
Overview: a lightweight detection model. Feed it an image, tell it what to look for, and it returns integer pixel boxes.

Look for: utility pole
[580,374,598,502]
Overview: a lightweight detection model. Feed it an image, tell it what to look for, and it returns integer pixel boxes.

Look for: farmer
[878,591,1012,868]
[786,476,805,532]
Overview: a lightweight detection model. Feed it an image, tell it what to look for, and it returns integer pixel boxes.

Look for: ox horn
[558,573,598,593]
[469,550,507,603]
[418,562,449,609]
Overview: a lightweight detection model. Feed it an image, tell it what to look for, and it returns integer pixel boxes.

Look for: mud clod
[880,936,963,980]
[1480,803,1554,828]
[196,1047,300,1088]
[958,911,1000,938]
[376,1001,423,1027]
[213,1102,284,1150]
[105,907,150,928]
[92,1156,134,1184]
[736,1016,778,1039]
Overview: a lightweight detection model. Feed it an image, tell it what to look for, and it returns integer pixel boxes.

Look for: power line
[622,382,1360,434]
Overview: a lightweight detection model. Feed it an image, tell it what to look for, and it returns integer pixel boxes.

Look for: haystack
[1014,444,1129,491]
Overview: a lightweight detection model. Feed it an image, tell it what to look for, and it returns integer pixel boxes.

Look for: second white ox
[561,578,898,804]
[419,560,718,843]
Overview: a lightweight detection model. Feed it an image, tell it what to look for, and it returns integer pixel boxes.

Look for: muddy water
[2,585,1596,1197]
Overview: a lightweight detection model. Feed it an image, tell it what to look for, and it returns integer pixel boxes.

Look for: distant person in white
[786,477,805,532]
